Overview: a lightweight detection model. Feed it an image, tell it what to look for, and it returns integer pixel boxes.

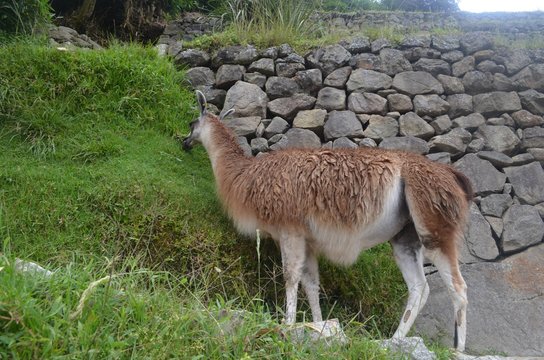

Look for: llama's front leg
[301,247,322,322]
[279,233,306,324]
[391,225,429,338]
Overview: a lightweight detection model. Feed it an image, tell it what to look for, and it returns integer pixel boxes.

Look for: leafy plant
[0,0,52,35]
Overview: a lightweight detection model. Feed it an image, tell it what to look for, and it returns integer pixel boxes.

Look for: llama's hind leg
[425,247,467,352]
[300,246,322,322]
[279,233,306,324]
[391,224,430,339]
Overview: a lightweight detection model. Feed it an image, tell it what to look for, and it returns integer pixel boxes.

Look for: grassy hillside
[0,39,417,358]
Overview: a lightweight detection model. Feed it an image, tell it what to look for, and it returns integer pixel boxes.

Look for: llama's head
[182,90,234,151]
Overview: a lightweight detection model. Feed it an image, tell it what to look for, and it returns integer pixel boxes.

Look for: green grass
[0,38,443,357]
[0,250,393,359]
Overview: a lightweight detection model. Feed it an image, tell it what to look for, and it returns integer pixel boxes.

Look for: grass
[0,250,394,359]
[0,37,450,357]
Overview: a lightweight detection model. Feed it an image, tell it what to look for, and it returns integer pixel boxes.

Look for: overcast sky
[458,0,543,12]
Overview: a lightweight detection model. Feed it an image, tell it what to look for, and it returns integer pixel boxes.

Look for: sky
[458,0,544,12]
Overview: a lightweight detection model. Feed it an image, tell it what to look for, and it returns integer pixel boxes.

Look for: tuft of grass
[225,0,323,48]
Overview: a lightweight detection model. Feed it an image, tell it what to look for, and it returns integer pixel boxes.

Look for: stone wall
[157,11,544,46]
[168,31,544,356]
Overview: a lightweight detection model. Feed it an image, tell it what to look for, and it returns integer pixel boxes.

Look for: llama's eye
[189,120,198,130]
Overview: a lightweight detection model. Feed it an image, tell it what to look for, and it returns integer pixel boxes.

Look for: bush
[0,0,52,35]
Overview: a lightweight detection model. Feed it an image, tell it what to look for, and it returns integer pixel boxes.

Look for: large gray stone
[347,92,387,115]
[379,48,412,76]
[223,116,260,137]
[518,89,544,115]
[521,126,544,149]
[511,110,544,129]
[502,205,544,251]
[413,95,450,117]
[212,45,258,67]
[316,87,346,111]
[387,93,413,113]
[276,62,305,78]
[477,151,513,168]
[430,115,452,135]
[452,113,485,131]
[340,36,371,54]
[480,193,513,217]
[324,110,364,140]
[437,75,464,95]
[379,136,429,155]
[431,34,460,51]
[452,56,475,78]
[413,58,451,76]
[243,72,266,88]
[447,94,473,118]
[222,81,268,118]
[186,67,215,88]
[264,117,289,139]
[216,64,246,89]
[283,128,321,149]
[308,44,351,77]
[472,92,522,116]
[346,69,392,93]
[494,49,532,75]
[174,49,210,67]
[474,125,520,156]
[399,112,435,140]
[363,115,399,140]
[460,203,499,263]
[429,129,470,155]
[511,64,544,91]
[332,137,357,149]
[294,69,322,95]
[503,162,544,205]
[265,76,301,100]
[454,154,506,195]
[401,35,431,48]
[416,244,544,356]
[462,71,494,95]
[392,71,444,96]
[350,53,381,70]
[293,109,327,132]
[267,94,316,120]
[460,32,493,54]
[324,66,352,88]
[248,58,275,76]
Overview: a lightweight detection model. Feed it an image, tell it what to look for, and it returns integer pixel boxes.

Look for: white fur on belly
[309,176,409,266]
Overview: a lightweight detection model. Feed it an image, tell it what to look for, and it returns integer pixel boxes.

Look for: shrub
[0,0,52,35]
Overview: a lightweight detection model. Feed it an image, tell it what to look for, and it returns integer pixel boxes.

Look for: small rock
[267,94,316,120]
[250,138,269,155]
[474,125,520,156]
[437,74,464,94]
[248,58,275,76]
[452,56,475,78]
[477,151,513,168]
[387,93,413,113]
[223,116,261,137]
[324,66,352,88]
[392,71,444,96]
[511,110,544,129]
[413,94,450,117]
[473,91,521,116]
[216,64,246,89]
[264,117,289,139]
[346,69,392,93]
[447,94,473,118]
[333,137,358,149]
[430,115,452,135]
[265,76,301,100]
[379,337,436,360]
[426,152,451,164]
[293,109,327,132]
[283,128,321,149]
[243,72,267,88]
[452,113,485,131]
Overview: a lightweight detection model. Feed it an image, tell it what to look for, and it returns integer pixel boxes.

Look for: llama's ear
[220,108,235,120]
[196,90,207,115]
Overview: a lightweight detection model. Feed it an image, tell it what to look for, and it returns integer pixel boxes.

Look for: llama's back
[238,147,402,229]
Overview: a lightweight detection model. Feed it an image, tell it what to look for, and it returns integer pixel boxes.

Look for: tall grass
[0,0,51,35]
[226,0,322,47]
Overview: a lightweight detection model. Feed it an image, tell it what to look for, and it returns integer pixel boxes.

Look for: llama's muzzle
[182,137,193,151]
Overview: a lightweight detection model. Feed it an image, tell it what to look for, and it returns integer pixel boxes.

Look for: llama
[182,90,473,351]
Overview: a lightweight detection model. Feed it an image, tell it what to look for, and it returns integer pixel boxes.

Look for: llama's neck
[201,117,252,195]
